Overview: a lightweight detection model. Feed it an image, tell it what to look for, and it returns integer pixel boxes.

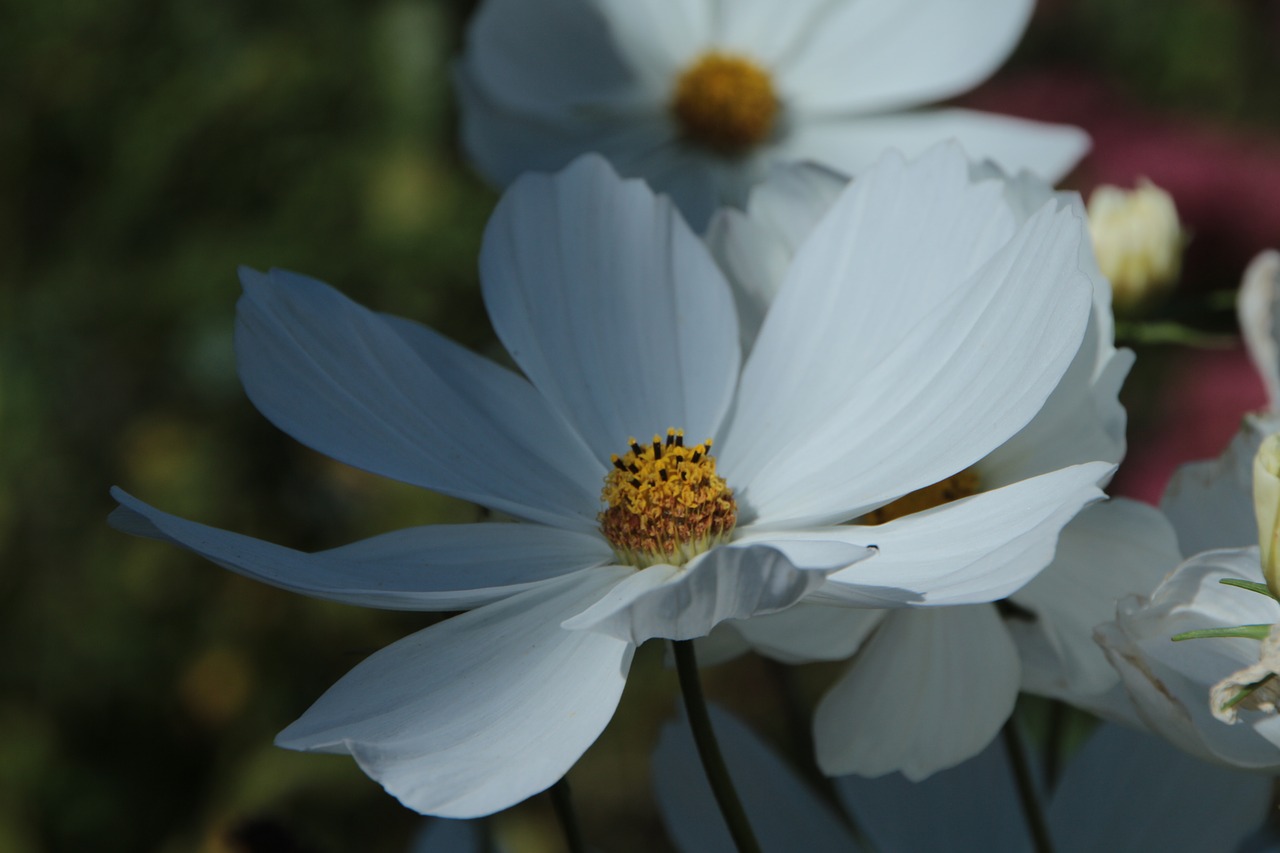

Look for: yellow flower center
[599,428,737,568]
[671,52,779,155]
[862,469,982,525]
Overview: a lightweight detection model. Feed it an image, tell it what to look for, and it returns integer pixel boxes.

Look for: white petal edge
[561,542,873,645]
[276,569,634,818]
[235,267,604,531]
[480,155,740,461]
[814,605,1020,779]
[1238,249,1280,411]
[776,109,1089,186]
[1008,498,1182,700]
[748,462,1111,607]
[109,487,613,611]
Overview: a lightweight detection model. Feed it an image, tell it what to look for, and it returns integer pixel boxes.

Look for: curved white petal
[653,706,863,853]
[455,63,673,188]
[778,109,1089,186]
[1238,249,1280,411]
[235,268,603,531]
[762,462,1110,607]
[778,0,1033,115]
[723,145,1094,527]
[1008,499,1181,700]
[460,0,657,117]
[1094,548,1280,769]
[731,601,884,664]
[591,0,710,87]
[814,605,1020,779]
[109,488,612,611]
[705,161,848,348]
[275,569,634,818]
[480,155,740,461]
[561,542,871,645]
[1161,412,1280,556]
[1048,723,1273,853]
[835,736,1029,853]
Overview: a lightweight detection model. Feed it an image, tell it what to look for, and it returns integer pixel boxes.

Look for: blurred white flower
[652,705,1275,853]
[110,145,1108,817]
[455,0,1089,228]
[1086,179,1184,315]
[704,159,1147,779]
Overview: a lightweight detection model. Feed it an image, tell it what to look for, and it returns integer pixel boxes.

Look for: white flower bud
[1087,179,1183,314]
[1254,433,1280,596]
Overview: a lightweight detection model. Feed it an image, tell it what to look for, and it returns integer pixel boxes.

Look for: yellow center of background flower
[671,52,778,155]
[862,469,982,525]
[599,428,737,568]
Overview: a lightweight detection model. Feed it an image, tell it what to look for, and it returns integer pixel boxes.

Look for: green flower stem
[671,639,763,853]
[1172,624,1273,642]
[1002,720,1056,853]
[550,777,586,853]
[1219,578,1277,598]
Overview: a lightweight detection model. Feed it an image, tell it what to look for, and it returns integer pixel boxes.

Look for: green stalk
[671,639,763,853]
[550,777,586,853]
[1003,719,1056,853]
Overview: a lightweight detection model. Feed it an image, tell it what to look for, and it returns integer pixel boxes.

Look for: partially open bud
[1254,433,1280,596]
[1087,179,1183,315]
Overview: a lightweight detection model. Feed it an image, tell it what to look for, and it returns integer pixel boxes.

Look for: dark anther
[691,449,703,463]
[653,439,662,459]
[628,462,640,474]
[630,440,643,455]
[612,458,627,471]
[675,434,684,447]
[630,477,642,488]
[666,431,676,447]
[659,469,669,481]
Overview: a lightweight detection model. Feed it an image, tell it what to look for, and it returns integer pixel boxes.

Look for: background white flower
[110,146,1107,817]
[455,0,1090,228]
[704,158,1159,779]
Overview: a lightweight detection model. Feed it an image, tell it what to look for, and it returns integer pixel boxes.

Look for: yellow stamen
[599,427,737,568]
[862,469,982,525]
[671,52,778,155]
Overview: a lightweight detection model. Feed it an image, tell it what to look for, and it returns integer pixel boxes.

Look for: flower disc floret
[863,468,981,525]
[599,428,737,568]
[671,52,778,155]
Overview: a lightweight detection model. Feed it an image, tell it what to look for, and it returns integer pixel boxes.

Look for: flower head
[1086,179,1184,315]
[110,145,1107,816]
[455,0,1089,228]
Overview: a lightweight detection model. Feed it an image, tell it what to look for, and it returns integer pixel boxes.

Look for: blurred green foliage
[2,0,1279,851]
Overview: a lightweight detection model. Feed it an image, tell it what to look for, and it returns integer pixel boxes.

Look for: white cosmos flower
[455,0,1090,229]
[705,158,1160,778]
[1093,249,1280,768]
[109,145,1109,817]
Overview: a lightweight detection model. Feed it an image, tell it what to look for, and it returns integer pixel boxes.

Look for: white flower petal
[779,109,1089,186]
[480,156,740,460]
[592,0,711,86]
[835,736,1029,853]
[561,542,871,645]
[731,601,884,664]
[814,605,1020,779]
[275,569,634,818]
[1161,412,1280,556]
[460,0,654,116]
[705,162,847,348]
[778,0,1033,114]
[1238,249,1280,411]
[1008,499,1181,700]
[235,267,603,531]
[455,64,673,188]
[653,706,863,853]
[1048,724,1273,853]
[109,488,612,611]
[723,146,1094,526]
[1094,548,1280,769]
[787,462,1111,607]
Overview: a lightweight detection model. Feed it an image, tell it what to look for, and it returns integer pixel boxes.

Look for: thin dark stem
[550,777,586,853]
[1003,719,1056,853]
[671,639,764,853]
[1043,699,1067,792]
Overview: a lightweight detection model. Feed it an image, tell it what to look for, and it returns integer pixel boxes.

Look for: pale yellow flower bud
[1087,179,1183,315]
[1254,433,1280,596]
